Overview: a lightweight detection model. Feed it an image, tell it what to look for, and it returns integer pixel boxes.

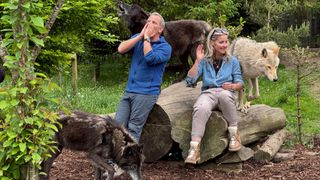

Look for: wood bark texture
[253,128,289,163]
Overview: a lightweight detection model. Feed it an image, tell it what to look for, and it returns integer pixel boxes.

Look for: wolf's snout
[273,78,278,82]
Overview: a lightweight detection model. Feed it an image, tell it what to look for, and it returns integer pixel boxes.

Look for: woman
[184,28,244,164]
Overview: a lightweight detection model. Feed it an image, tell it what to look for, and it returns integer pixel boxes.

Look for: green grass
[55,59,320,136]
[55,56,129,114]
[250,66,320,136]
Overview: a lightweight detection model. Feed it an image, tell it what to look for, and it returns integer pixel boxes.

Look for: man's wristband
[144,36,151,43]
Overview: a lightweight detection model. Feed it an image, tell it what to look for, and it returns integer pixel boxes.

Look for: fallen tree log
[139,104,173,162]
[253,128,289,163]
[155,81,287,163]
[272,152,295,163]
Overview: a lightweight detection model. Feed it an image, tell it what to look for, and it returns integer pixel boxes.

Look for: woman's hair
[205,28,231,61]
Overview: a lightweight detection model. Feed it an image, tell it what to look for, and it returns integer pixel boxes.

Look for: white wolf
[229,37,280,113]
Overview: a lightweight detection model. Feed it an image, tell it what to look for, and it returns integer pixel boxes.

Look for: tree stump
[154,81,287,163]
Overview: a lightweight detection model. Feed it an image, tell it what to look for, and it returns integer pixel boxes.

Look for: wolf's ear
[262,48,268,58]
[112,129,125,149]
[273,47,280,56]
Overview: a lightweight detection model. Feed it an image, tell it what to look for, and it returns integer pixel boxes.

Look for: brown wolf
[229,37,280,113]
[40,111,144,180]
[117,1,211,73]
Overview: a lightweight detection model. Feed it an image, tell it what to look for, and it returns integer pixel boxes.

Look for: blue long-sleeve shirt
[186,56,244,91]
[125,33,172,95]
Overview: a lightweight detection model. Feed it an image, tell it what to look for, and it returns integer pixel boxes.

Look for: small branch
[0,35,9,63]
[300,71,315,80]
[31,0,65,62]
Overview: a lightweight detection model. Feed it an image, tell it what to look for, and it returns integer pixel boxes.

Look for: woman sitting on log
[184,28,244,164]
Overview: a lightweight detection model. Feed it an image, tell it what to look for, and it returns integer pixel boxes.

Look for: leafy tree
[35,0,119,74]
[252,22,310,48]
[125,0,240,25]
[0,0,64,178]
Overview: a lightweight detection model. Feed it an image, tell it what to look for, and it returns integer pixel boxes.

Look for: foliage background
[1,0,320,179]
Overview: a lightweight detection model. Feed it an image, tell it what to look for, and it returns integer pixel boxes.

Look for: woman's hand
[222,82,234,90]
[195,44,205,63]
[222,82,243,91]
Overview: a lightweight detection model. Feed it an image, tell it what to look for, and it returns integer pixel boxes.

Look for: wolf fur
[117,1,211,73]
[229,37,280,112]
[40,111,144,180]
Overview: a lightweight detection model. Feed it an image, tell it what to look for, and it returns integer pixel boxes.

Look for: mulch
[49,137,320,180]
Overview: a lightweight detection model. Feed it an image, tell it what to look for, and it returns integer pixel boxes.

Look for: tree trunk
[154,81,287,163]
[20,162,39,180]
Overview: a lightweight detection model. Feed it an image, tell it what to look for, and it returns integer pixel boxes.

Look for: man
[116,12,172,143]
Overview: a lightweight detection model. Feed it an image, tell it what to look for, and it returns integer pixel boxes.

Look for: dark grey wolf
[117,1,211,72]
[0,64,4,83]
[40,111,144,180]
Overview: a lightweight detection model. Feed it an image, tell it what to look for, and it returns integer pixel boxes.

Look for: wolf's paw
[247,95,255,101]
[237,106,248,114]
[244,101,251,109]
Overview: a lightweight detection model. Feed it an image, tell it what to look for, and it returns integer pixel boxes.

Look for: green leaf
[32,153,41,163]
[0,101,8,109]
[19,143,26,152]
[17,42,24,49]
[29,79,37,85]
[0,28,12,32]
[1,164,10,171]
[22,2,30,9]
[46,123,58,132]
[25,118,34,124]
[24,155,32,162]
[10,99,19,106]
[30,16,44,27]
[1,39,14,47]
[20,87,28,94]
[12,169,20,179]
[1,176,10,180]
[30,36,44,47]
[32,25,47,34]
[0,3,10,7]
[3,139,13,147]
[6,4,18,10]
[35,72,48,78]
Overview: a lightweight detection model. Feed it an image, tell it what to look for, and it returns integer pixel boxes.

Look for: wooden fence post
[71,53,78,94]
